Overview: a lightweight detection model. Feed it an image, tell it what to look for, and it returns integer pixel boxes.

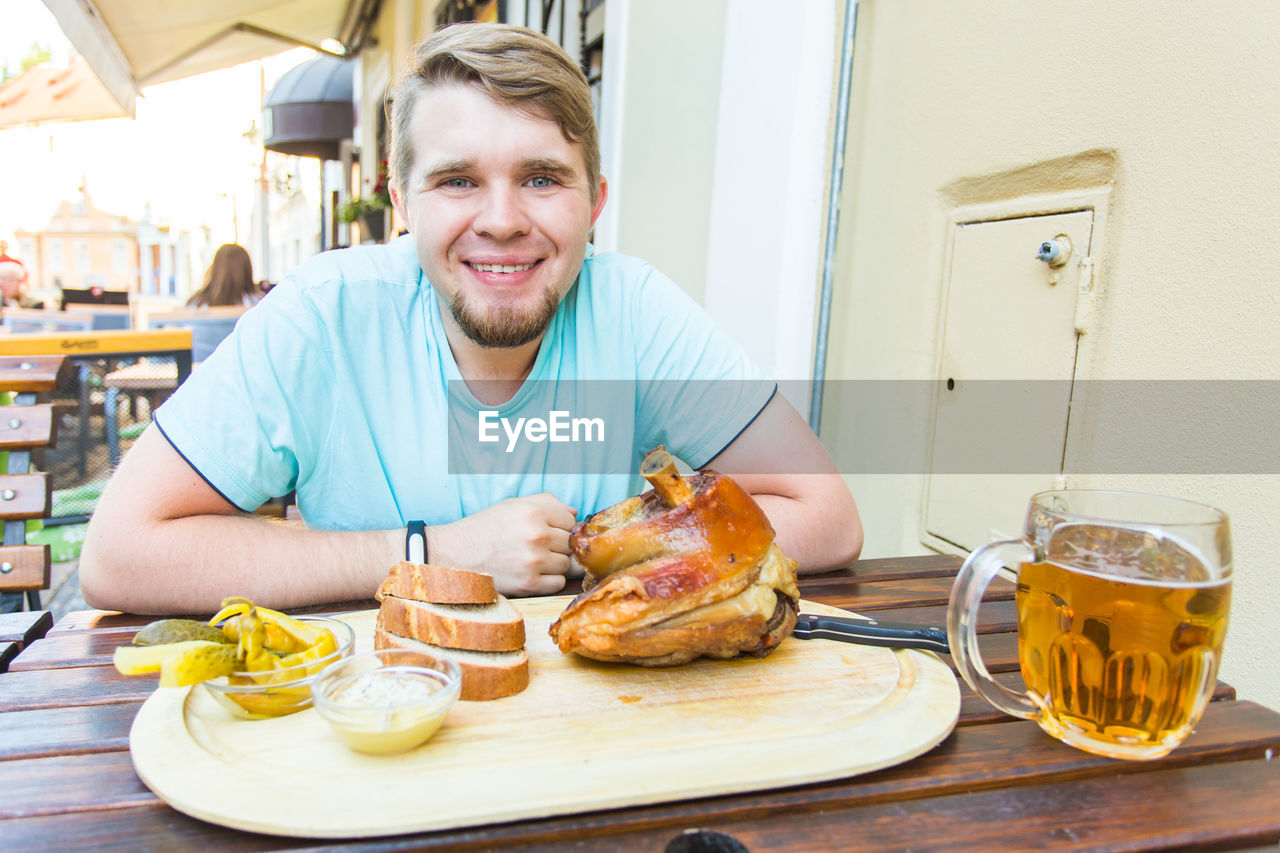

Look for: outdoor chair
[85,307,132,331]
[98,318,217,465]
[145,307,246,362]
[98,309,243,466]
[1,308,95,334]
[0,355,68,613]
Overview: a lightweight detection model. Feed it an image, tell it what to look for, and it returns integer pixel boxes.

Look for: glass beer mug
[948,490,1232,760]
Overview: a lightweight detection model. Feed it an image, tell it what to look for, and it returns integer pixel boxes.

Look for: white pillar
[139,235,155,294]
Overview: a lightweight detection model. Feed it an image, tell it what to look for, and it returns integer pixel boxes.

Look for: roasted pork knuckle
[549,447,799,666]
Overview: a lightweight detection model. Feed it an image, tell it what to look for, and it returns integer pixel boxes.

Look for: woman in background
[176,243,258,362]
[186,243,260,308]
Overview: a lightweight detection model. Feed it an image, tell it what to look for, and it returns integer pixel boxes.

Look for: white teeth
[471,262,533,273]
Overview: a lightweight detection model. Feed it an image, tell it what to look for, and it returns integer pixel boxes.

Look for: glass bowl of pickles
[114,598,356,719]
[312,648,462,754]
[201,615,355,719]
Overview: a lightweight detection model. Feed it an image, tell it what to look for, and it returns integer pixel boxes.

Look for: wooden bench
[0,356,69,613]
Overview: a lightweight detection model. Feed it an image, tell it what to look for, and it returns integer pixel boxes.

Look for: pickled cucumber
[114,640,223,675]
[159,643,240,687]
[133,619,230,646]
[218,614,308,653]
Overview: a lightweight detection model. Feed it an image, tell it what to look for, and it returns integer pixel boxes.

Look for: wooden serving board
[130,596,960,839]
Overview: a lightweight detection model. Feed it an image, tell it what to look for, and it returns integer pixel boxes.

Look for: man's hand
[427,493,578,597]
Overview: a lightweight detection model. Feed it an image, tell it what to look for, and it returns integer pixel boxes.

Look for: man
[79,24,861,615]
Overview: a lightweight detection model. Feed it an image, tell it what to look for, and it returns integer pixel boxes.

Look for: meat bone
[640,445,692,507]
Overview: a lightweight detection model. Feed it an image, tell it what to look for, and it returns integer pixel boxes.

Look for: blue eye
[445,178,471,189]
[529,175,554,189]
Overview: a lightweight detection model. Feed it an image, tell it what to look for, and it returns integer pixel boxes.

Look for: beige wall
[825,0,1280,710]
[603,0,728,304]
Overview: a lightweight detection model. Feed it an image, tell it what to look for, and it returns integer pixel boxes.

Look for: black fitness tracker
[406,520,427,564]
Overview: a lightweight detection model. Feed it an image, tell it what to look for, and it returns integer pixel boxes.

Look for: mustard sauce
[323,671,449,755]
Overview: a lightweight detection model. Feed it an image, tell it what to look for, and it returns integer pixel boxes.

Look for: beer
[1016,522,1231,759]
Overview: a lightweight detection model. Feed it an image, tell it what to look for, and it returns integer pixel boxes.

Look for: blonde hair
[390,23,600,203]
[187,243,256,307]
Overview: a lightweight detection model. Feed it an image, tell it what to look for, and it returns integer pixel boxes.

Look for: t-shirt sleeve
[628,264,775,469]
[153,280,333,510]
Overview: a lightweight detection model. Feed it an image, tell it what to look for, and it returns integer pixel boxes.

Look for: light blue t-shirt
[155,236,774,531]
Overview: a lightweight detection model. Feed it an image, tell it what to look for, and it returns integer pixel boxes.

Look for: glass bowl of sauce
[312,648,461,754]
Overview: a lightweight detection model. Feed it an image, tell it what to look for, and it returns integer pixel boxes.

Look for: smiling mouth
[467,261,539,273]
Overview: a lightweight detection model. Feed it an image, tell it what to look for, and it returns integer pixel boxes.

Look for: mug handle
[947,539,1040,720]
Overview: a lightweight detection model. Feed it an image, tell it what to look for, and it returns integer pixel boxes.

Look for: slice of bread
[374,626,529,701]
[376,562,497,605]
[378,593,526,652]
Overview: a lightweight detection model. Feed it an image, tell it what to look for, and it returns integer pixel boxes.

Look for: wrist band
[406,520,427,564]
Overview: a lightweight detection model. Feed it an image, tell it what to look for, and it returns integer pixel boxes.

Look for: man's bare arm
[707,393,862,574]
[78,426,403,615]
[80,427,577,615]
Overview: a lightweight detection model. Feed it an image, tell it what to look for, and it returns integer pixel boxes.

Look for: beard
[447,286,562,349]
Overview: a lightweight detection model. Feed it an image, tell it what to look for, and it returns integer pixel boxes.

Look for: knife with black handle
[792,613,950,654]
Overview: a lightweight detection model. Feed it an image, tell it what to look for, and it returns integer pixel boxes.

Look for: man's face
[391,82,607,349]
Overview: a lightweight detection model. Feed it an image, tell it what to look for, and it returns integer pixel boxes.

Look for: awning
[0,56,129,129]
[262,53,354,160]
[39,0,380,117]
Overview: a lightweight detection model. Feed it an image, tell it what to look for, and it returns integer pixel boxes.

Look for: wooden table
[1,554,1278,850]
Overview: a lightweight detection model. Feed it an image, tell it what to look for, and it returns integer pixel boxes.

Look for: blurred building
[135,209,212,298]
[14,184,138,298]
